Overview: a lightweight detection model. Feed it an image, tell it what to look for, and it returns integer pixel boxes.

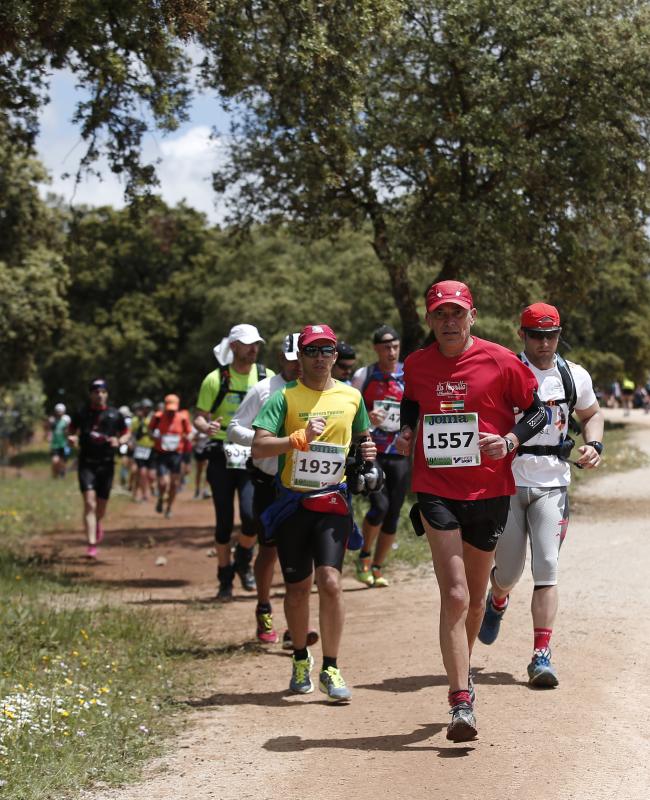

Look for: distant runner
[49,403,70,479]
[130,399,156,503]
[150,394,192,519]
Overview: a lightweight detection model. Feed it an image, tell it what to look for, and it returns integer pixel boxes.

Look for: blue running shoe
[289,652,314,694]
[478,591,508,645]
[319,666,352,703]
[527,649,559,688]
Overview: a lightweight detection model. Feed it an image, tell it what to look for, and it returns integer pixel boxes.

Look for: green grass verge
[0,447,196,799]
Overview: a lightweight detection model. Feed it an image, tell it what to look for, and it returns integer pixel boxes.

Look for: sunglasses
[301,344,336,357]
[524,329,561,340]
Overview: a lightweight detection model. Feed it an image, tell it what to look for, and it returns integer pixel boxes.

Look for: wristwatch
[586,440,604,455]
[503,436,516,454]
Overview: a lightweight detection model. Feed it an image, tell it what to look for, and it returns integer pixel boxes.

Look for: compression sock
[359,550,371,560]
[293,648,309,662]
[322,656,338,671]
[534,628,552,651]
[448,689,472,707]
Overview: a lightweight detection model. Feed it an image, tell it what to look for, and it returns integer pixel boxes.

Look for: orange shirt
[150,410,191,453]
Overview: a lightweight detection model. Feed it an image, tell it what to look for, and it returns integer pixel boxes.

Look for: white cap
[119,405,132,417]
[54,403,66,414]
[282,333,300,361]
[213,323,265,365]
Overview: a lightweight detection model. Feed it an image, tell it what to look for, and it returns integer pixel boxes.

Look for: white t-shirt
[513,354,597,488]
[227,373,288,476]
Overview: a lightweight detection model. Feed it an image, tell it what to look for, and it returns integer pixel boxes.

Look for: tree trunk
[370,214,426,357]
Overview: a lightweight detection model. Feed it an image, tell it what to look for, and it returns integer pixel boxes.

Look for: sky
[37,69,232,223]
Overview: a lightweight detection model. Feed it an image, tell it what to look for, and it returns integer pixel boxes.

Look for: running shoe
[371,566,389,588]
[193,488,200,499]
[289,652,314,694]
[527,649,559,688]
[216,584,233,602]
[355,556,375,587]
[96,522,104,544]
[447,702,477,742]
[319,666,352,703]
[236,566,256,592]
[86,544,98,560]
[282,629,320,650]
[478,591,508,645]
[256,610,279,644]
[164,509,172,519]
[155,497,163,514]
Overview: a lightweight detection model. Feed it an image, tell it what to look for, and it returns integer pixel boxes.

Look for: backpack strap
[209,364,266,415]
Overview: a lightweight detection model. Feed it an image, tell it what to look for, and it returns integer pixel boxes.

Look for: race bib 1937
[291,442,347,489]
[423,413,481,468]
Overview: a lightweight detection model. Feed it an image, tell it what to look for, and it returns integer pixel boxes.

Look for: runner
[478,303,604,687]
[351,324,409,587]
[227,332,304,643]
[194,324,274,601]
[68,379,130,559]
[130,399,156,503]
[118,405,133,488]
[49,403,70,479]
[191,425,211,499]
[331,342,357,384]
[396,281,546,742]
[150,394,192,519]
[252,323,376,702]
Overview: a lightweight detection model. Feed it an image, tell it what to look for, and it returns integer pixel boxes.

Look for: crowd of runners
[43,280,620,743]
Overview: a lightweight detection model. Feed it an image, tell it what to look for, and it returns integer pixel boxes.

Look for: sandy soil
[36,409,650,800]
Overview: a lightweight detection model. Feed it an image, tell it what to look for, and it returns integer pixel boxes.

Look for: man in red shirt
[397,280,545,742]
[150,394,192,519]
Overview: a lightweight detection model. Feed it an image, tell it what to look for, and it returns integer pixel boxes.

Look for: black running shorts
[78,459,115,500]
[415,492,511,553]
[274,507,352,583]
[156,452,183,476]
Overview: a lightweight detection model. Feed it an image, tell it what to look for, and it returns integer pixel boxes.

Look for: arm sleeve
[253,389,287,435]
[400,397,420,430]
[227,385,264,446]
[511,391,547,444]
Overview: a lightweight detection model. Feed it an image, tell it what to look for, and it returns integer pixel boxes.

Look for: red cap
[520,303,561,331]
[164,394,180,411]
[426,280,473,313]
[298,324,337,349]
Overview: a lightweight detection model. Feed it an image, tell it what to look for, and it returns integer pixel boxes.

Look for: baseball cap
[520,303,561,331]
[228,324,265,346]
[298,324,337,349]
[88,378,108,392]
[164,394,180,411]
[54,403,66,414]
[426,280,474,313]
[282,333,300,361]
[372,324,400,344]
[336,341,356,360]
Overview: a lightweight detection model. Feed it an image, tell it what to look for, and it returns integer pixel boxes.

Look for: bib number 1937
[422,413,480,468]
[291,442,347,489]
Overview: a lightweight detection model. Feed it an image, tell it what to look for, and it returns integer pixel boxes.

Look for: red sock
[492,593,508,610]
[448,689,472,707]
[534,628,552,651]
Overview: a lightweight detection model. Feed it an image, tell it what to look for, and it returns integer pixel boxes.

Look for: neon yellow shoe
[289,652,314,694]
[371,566,389,588]
[319,666,351,702]
[355,556,374,586]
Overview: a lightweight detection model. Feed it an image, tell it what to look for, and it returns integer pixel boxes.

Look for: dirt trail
[43,409,649,800]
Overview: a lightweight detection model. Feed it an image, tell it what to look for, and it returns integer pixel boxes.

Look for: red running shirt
[403,337,537,500]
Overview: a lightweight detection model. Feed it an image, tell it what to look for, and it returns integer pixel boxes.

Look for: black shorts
[194,449,209,463]
[156,452,183,476]
[135,456,154,469]
[414,492,510,553]
[251,469,277,547]
[275,507,352,583]
[51,447,70,460]
[182,451,192,465]
[78,460,115,500]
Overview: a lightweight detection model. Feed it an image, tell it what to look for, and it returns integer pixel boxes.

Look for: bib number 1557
[422,413,480,468]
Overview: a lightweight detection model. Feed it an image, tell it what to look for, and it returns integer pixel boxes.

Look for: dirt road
[56,409,649,800]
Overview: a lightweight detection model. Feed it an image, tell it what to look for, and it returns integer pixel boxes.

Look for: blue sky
[37,69,232,223]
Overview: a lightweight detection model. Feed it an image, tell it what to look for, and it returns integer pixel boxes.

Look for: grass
[0,446,198,799]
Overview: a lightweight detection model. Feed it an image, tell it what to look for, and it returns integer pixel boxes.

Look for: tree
[201,0,650,352]
[0,0,208,197]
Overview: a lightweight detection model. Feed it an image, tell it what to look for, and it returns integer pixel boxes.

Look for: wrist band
[289,429,310,452]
